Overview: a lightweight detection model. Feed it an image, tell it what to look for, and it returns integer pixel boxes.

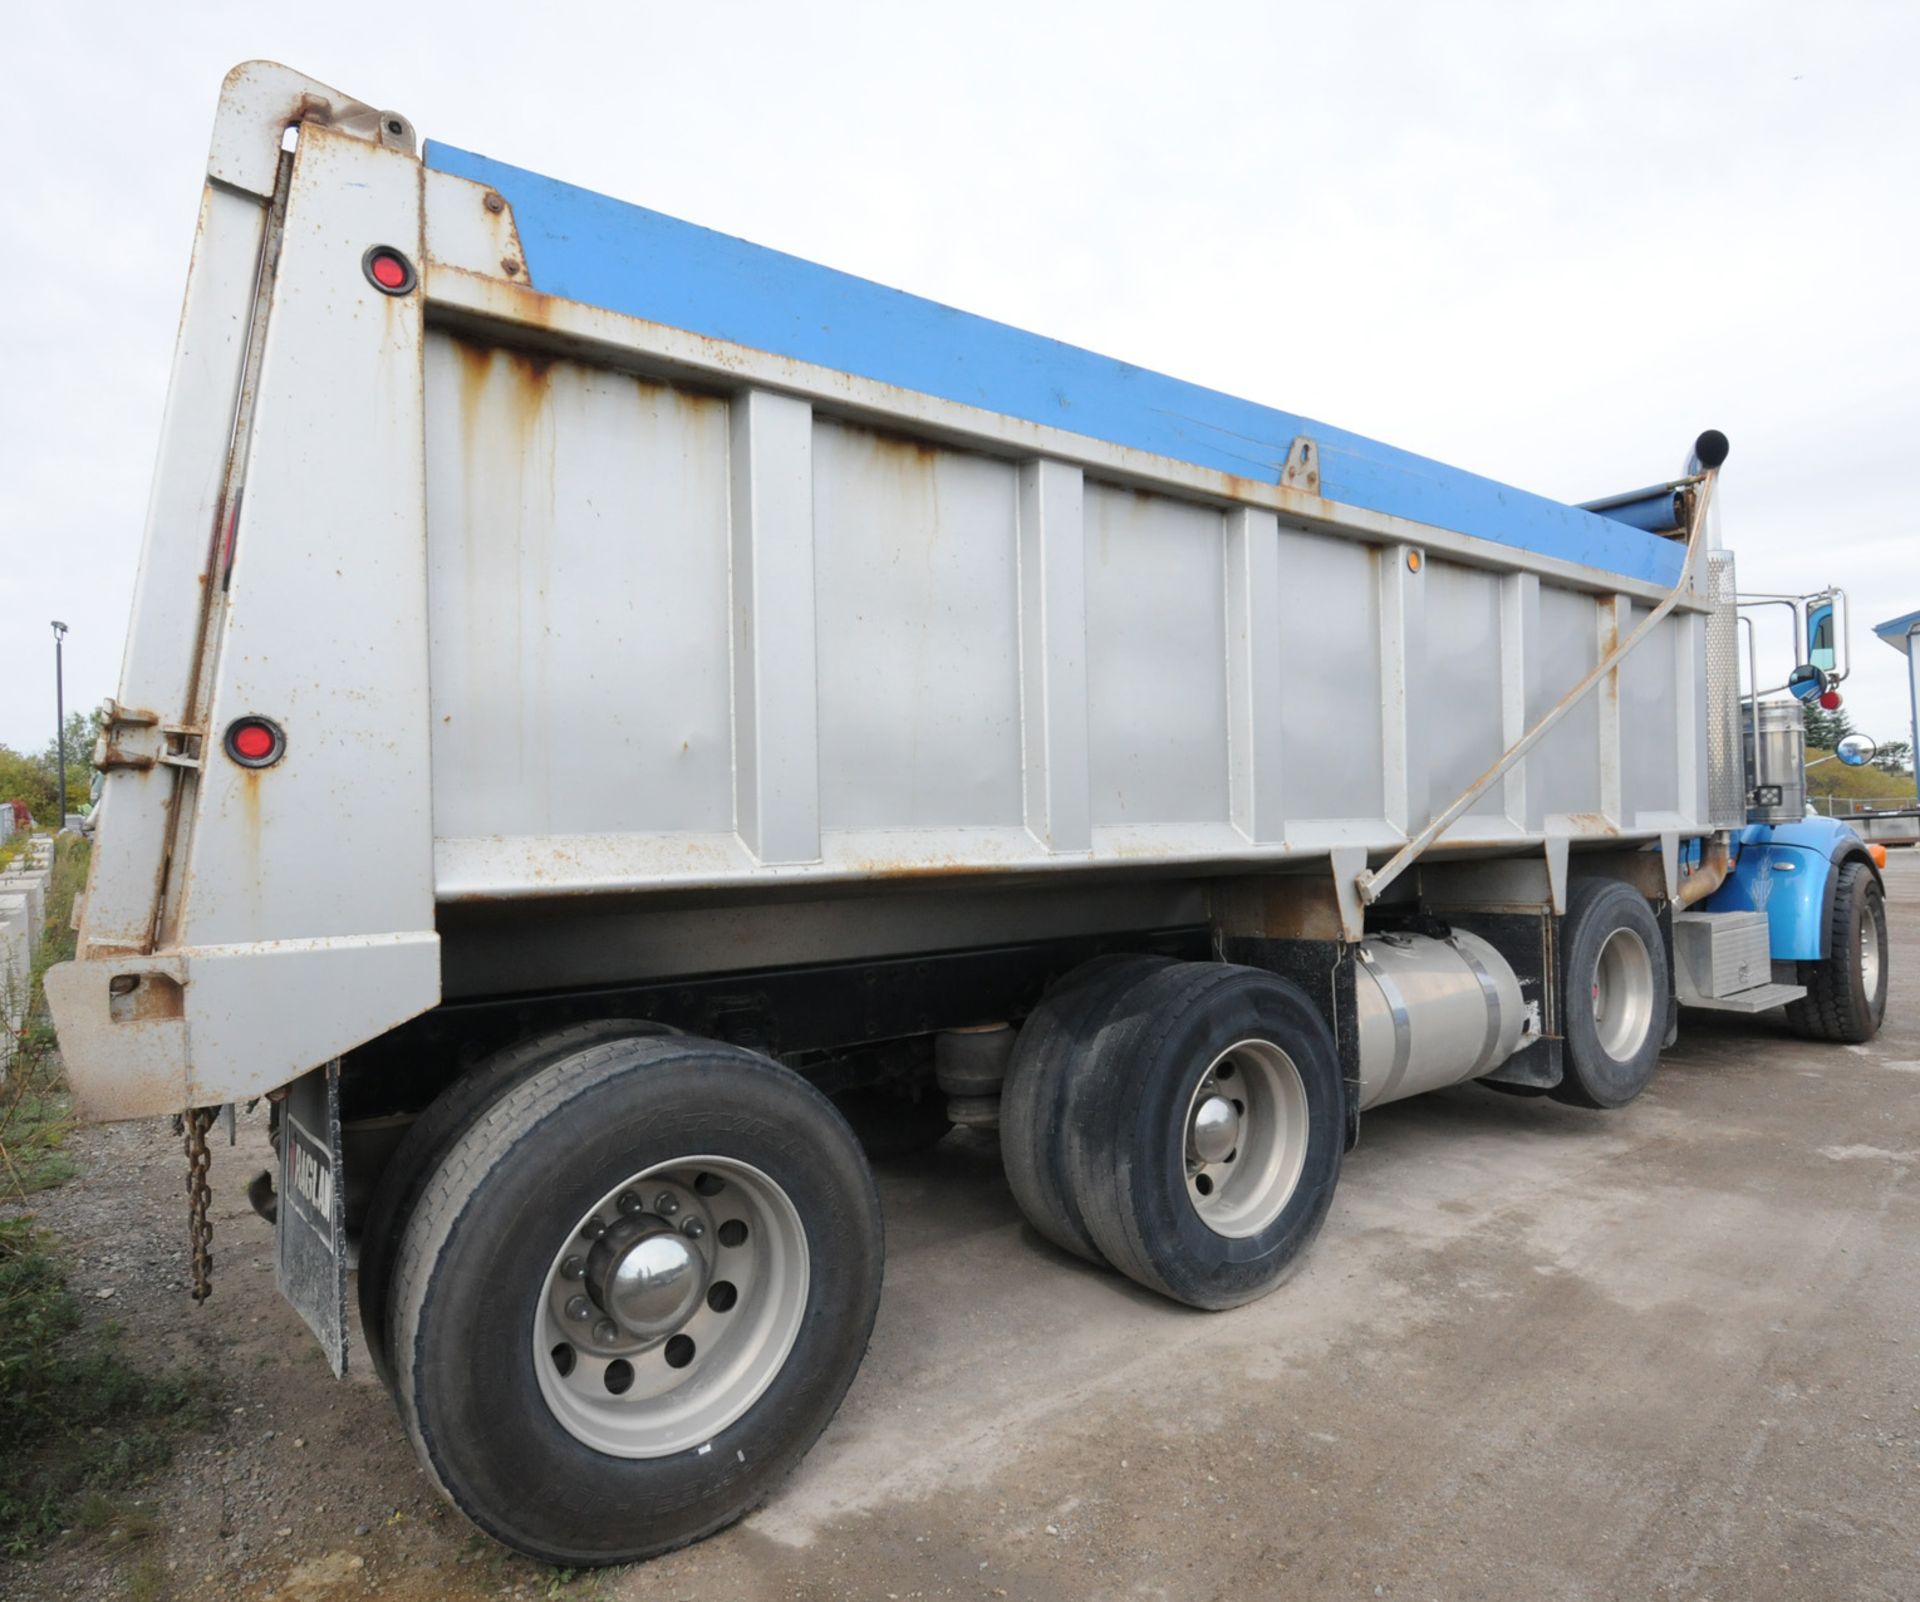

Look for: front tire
[1787,860,1888,1043]
[388,1035,882,1567]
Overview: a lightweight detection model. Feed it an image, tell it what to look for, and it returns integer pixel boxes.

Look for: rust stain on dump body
[1560,812,1622,837]
[841,856,1009,883]
[449,337,557,462]
[858,426,943,467]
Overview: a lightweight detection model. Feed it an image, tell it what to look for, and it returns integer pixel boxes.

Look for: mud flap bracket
[277,1060,349,1377]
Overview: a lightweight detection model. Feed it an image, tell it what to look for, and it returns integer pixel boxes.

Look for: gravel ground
[4,849,1916,1602]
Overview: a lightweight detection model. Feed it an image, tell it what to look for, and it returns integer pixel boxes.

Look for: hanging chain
[184,1107,217,1302]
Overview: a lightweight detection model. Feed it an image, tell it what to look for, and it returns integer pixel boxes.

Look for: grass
[1805,747,1917,807]
[2,833,84,1195]
[0,1217,215,1555]
[125,1555,168,1602]
[0,1086,76,1196]
[0,836,216,1558]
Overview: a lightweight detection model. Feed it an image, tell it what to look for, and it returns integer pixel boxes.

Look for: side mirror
[1836,733,1877,768]
[1788,663,1824,702]
[1807,599,1837,673]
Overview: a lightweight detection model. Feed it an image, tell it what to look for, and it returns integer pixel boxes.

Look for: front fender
[1703,818,1882,962]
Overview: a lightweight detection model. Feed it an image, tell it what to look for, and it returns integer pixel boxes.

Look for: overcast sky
[3,1,1916,766]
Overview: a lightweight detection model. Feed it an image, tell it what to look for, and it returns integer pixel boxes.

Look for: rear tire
[1787,860,1888,1043]
[1553,879,1667,1110]
[999,955,1172,1264]
[389,1034,882,1567]
[1061,963,1344,1309]
[355,1019,672,1392]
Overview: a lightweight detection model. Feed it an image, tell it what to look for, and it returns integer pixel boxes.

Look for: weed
[72,1490,118,1530]
[0,1088,76,1196]
[0,838,215,1555]
[71,1492,160,1542]
[0,1216,217,1553]
[125,1555,168,1602]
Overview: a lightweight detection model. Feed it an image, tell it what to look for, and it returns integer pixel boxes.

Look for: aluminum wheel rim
[1592,927,1655,1060]
[532,1156,808,1458]
[1182,1039,1309,1239]
[1861,898,1883,1003]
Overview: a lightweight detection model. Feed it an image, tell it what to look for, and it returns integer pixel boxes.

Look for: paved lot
[8,852,1917,1601]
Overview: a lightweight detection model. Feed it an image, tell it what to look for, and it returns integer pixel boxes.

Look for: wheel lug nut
[617,1191,643,1215]
[680,1218,705,1240]
[593,1319,620,1345]
[561,1255,585,1281]
[653,1191,680,1216]
[565,1295,592,1322]
[582,1216,607,1240]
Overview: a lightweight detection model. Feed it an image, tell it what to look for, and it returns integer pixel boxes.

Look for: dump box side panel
[425,338,739,844]
[423,331,1711,906]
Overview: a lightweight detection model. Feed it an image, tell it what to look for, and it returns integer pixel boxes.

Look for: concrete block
[0,894,31,1034]
[0,873,43,950]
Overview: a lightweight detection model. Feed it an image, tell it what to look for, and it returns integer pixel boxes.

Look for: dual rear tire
[1554,878,1668,1109]
[1002,960,1345,1310]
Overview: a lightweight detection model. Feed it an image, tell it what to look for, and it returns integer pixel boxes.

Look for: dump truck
[48,63,1892,1567]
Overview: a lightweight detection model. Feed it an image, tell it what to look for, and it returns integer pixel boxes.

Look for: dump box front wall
[421,330,1707,897]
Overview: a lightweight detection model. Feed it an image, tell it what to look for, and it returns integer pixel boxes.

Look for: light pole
[50,621,68,830]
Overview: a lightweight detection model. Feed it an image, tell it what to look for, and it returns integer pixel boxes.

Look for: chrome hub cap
[589,1216,709,1340]
[1183,1040,1309,1239]
[534,1156,807,1458]
[1591,928,1655,1060]
[1189,1094,1242,1164]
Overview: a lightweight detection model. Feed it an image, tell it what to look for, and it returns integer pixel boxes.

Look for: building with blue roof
[1874,607,1920,803]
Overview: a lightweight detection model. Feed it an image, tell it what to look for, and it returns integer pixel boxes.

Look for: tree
[0,742,59,824]
[41,709,104,778]
[37,708,104,817]
[1800,701,1854,750]
[1874,739,1914,777]
[0,710,104,825]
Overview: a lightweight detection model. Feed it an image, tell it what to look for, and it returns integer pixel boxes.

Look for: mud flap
[278,1060,349,1376]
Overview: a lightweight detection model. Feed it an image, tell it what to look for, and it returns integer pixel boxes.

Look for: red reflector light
[1819,690,1842,711]
[224,717,285,769]
[362,245,417,296]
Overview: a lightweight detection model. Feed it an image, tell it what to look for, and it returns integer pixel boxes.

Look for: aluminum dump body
[418,140,1710,900]
[49,64,1728,1120]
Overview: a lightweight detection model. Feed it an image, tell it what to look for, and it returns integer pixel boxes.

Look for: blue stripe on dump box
[426,141,1684,586]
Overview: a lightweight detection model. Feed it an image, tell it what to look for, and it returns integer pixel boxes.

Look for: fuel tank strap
[1359,947,1414,1102]
[1452,936,1506,1075]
